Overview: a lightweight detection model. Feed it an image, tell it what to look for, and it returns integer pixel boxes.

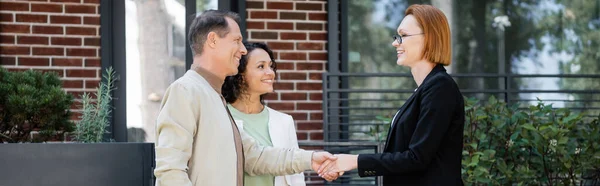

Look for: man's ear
[206,31,218,48]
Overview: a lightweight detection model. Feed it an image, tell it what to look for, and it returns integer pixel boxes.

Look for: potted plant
[0,67,155,186]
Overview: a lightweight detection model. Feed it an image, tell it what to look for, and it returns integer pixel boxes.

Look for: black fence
[323,72,600,142]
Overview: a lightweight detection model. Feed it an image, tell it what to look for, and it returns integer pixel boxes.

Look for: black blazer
[357,64,465,186]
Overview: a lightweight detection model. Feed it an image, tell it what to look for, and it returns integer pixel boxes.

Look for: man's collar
[192,65,224,94]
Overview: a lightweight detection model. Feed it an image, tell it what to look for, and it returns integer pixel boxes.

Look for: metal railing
[323,72,600,142]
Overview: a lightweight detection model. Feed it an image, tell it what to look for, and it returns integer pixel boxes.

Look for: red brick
[297,42,323,50]
[296,23,322,30]
[297,122,322,130]
[298,102,321,110]
[267,2,293,10]
[32,47,64,56]
[287,112,308,120]
[83,0,100,4]
[266,42,294,50]
[309,52,327,60]
[1,13,13,22]
[266,102,295,111]
[310,112,323,120]
[2,24,30,33]
[50,15,81,24]
[66,27,96,35]
[66,69,96,78]
[1,57,16,65]
[70,101,83,110]
[1,35,15,44]
[279,72,306,80]
[61,80,84,89]
[251,31,277,39]
[296,62,322,70]
[18,57,49,66]
[83,37,99,46]
[309,93,322,100]
[51,37,82,46]
[250,11,277,19]
[16,14,47,23]
[67,90,96,100]
[0,2,29,11]
[84,58,100,67]
[65,4,96,14]
[267,22,293,30]
[17,36,49,45]
[31,3,63,13]
[38,69,65,77]
[51,0,82,2]
[308,72,323,80]
[308,13,326,21]
[297,82,322,90]
[67,48,96,56]
[247,1,264,9]
[275,62,294,70]
[296,2,323,11]
[32,25,63,35]
[280,12,305,20]
[83,16,99,25]
[310,132,323,140]
[280,52,306,60]
[246,21,264,29]
[297,132,307,140]
[274,82,294,90]
[85,80,99,89]
[309,33,326,40]
[52,58,83,66]
[263,93,278,101]
[281,92,307,100]
[69,111,83,120]
[281,32,306,40]
[1,46,30,55]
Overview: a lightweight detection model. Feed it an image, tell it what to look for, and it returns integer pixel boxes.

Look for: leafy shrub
[0,67,74,143]
[462,96,600,185]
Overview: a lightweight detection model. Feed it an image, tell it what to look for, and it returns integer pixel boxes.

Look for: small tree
[73,67,116,143]
[0,67,74,143]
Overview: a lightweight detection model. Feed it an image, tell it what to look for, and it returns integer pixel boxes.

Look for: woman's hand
[317,154,359,180]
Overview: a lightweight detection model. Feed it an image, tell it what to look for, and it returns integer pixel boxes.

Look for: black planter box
[0,143,155,186]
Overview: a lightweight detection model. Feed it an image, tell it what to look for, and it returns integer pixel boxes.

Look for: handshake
[311,152,359,182]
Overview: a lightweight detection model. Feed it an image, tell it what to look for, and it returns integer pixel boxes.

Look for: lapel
[384,64,446,150]
[266,107,285,148]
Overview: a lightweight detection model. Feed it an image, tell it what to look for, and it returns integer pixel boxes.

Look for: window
[326,0,600,142]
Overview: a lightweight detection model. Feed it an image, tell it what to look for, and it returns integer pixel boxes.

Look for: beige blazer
[154,70,313,186]
[234,107,306,186]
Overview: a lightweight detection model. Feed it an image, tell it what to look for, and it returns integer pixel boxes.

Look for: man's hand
[317,154,358,179]
[311,151,340,181]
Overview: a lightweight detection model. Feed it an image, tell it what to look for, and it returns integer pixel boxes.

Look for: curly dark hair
[222,42,277,104]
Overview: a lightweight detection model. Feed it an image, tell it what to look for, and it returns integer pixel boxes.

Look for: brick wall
[245,0,327,142]
[0,0,101,120]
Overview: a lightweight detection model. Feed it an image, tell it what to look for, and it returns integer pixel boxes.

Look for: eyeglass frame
[393,33,424,44]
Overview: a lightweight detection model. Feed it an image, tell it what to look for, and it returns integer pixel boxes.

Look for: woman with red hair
[319,4,465,186]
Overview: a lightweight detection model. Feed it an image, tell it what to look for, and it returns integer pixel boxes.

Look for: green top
[227,104,274,186]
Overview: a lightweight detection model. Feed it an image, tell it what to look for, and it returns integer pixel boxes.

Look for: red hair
[405,4,452,65]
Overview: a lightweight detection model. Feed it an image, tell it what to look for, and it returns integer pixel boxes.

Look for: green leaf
[523,124,536,131]
[558,137,568,145]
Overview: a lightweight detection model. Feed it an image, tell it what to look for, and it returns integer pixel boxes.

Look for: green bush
[73,67,116,143]
[462,96,600,185]
[369,96,600,185]
[0,67,74,143]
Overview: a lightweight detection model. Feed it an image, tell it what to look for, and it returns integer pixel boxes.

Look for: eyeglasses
[393,33,424,44]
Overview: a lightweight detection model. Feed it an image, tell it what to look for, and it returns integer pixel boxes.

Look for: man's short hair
[188,10,241,55]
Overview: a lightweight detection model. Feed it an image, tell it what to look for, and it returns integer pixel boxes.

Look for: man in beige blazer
[154,10,339,186]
